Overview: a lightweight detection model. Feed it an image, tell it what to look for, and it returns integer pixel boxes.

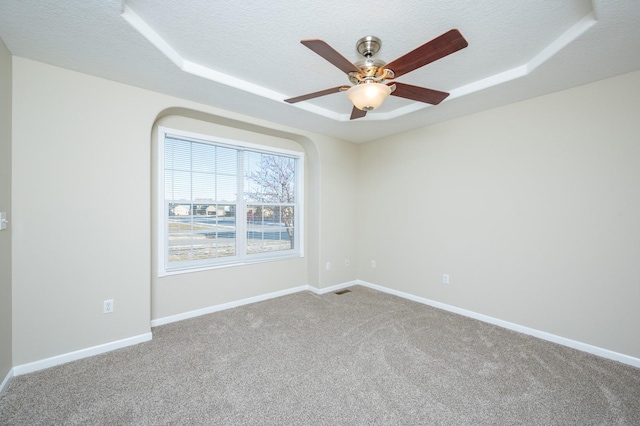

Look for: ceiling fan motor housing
[349,57,394,85]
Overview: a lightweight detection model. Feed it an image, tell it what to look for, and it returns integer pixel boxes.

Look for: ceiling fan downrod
[349,36,394,85]
[356,36,382,58]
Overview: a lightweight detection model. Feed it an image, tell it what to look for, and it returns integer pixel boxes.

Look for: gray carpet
[1,285,639,425]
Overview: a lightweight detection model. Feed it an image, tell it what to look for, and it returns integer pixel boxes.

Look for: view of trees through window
[245,152,296,253]
[163,133,299,270]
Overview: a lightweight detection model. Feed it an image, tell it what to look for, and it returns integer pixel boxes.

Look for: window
[158,127,303,275]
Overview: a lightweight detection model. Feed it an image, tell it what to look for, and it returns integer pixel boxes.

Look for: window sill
[159,252,303,277]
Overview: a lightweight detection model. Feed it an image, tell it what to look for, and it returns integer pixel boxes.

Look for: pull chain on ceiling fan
[284,30,468,120]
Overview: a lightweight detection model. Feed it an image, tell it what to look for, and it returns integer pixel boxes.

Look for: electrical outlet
[103,299,114,314]
[326,262,331,271]
[371,260,376,268]
[443,274,450,284]
[345,259,350,267]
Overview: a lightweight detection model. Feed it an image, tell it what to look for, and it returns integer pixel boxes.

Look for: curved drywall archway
[150,107,322,319]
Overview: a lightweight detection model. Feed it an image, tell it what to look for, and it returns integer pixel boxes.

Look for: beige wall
[11,58,358,364]
[317,137,359,287]
[357,70,640,359]
[11,52,637,367]
[12,58,155,364]
[0,37,12,381]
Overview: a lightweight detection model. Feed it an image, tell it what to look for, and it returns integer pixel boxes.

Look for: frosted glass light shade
[346,83,391,111]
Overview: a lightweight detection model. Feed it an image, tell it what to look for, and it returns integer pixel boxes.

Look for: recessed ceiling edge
[120,1,596,123]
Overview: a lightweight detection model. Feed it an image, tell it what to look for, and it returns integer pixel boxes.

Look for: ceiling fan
[284,30,468,119]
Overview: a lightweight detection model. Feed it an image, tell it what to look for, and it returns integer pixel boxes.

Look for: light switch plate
[0,212,6,230]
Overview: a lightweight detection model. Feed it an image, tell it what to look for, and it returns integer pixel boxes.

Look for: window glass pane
[192,172,216,201]
[191,142,216,173]
[169,203,191,217]
[164,170,174,200]
[244,144,297,251]
[168,202,192,262]
[165,138,191,171]
[217,175,237,203]
[246,204,293,254]
[167,202,238,262]
[193,203,232,260]
[214,205,236,258]
[217,146,237,175]
[263,205,274,221]
[162,130,299,272]
[166,170,191,201]
[168,232,195,262]
[282,206,294,227]
[245,152,295,203]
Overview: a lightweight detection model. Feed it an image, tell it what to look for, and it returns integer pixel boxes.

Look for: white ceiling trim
[120,5,183,68]
[121,3,596,123]
[121,4,345,121]
[526,12,597,74]
[385,11,598,120]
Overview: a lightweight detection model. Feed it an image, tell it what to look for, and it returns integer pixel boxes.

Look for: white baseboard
[17,279,633,378]
[0,367,13,396]
[307,281,357,295]
[152,279,640,368]
[151,285,311,327]
[150,281,360,328]
[8,283,358,377]
[355,280,640,369]
[13,332,153,376]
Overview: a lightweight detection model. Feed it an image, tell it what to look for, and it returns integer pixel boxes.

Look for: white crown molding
[121,4,344,121]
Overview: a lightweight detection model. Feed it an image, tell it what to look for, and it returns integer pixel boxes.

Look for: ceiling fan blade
[285,86,350,103]
[350,106,367,120]
[301,39,363,75]
[390,82,450,105]
[384,29,468,78]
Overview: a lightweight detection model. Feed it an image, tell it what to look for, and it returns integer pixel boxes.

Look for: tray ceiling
[1,0,639,142]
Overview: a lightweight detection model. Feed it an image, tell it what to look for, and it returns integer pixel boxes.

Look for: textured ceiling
[1,0,639,143]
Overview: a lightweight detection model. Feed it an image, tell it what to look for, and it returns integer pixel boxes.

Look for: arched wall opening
[149,107,321,321]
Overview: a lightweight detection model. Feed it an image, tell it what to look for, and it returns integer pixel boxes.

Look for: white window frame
[157,126,304,277]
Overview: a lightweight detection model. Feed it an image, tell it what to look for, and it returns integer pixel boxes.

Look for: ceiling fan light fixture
[346,82,391,111]
[287,31,468,119]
